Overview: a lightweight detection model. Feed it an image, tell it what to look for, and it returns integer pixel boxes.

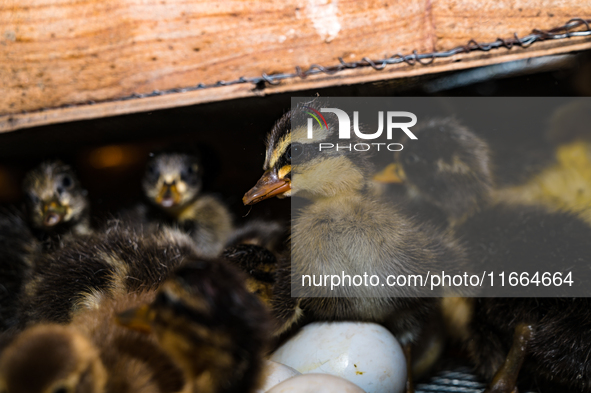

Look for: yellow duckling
[496,141,591,223]
[495,99,591,223]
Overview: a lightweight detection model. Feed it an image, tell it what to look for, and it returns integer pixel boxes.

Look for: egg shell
[266,373,366,393]
[270,322,406,393]
[256,360,301,393]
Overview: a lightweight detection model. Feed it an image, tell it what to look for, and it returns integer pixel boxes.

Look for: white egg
[266,373,366,393]
[256,360,301,393]
[270,322,406,393]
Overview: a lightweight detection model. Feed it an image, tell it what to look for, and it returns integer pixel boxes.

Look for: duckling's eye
[52,386,71,393]
[285,143,303,162]
[61,175,73,190]
[404,153,420,165]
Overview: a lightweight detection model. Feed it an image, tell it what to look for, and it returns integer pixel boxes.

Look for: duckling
[0,207,40,330]
[0,161,89,329]
[222,220,287,307]
[241,103,468,345]
[132,152,232,258]
[22,160,91,250]
[225,219,287,254]
[116,257,271,393]
[545,99,591,146]
[19,220,197,326]
[495,100,591,224]
[0,290,185,393]
[374,117,493,227]
[0,324,107,393]
[389,117,591,393]
[222,243,278,307]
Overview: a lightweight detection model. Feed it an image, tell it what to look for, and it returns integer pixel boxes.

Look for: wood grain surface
[0,0,589,131]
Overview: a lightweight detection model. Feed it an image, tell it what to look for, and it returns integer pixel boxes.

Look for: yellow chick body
[495,141,591,223]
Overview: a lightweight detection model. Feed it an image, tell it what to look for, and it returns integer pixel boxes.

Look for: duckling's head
[143,153,202,211]
[117,258,269,392]
[23,161,89,231]
[0,325,106,393]
[243,103,373,204]
[546,99,591,145]
[379,118,493,221]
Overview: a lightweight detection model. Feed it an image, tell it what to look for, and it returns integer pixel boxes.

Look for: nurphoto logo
[304,106,417,152]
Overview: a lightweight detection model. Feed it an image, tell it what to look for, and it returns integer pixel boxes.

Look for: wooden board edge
[1,37,590,134]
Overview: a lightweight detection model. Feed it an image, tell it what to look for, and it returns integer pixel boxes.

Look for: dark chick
[0,224,206,392]
[23,160,91,249]
[223,219,287,307]
[0,161,89,330]
[225,219,287,255]
[391,117,591,393]
[18,221,197,327]
[0,291,185,393]
[222,243,278,308]
[241,103,468,346]
[137,152,233,258]
[0,324,108,393]
[376,117,494,227]
[117,257,270,393]
[0,207,39,331]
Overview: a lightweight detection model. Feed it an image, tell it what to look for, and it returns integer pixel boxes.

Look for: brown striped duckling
[0,291,184,393]
[117,257,271,393]
[18,221,197,327]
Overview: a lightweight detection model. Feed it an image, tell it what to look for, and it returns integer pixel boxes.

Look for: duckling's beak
[156,182,182,208]
[373,163,405,184]
[243,170,291,205]
[42,200,67,227]
[115,305,154,334]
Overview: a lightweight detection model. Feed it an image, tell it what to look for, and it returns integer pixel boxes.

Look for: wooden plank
[1,36,590,134]
[0,0,589,127]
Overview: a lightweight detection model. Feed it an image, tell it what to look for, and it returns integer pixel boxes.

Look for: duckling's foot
[404,343,415,393]
[483,323,534,393]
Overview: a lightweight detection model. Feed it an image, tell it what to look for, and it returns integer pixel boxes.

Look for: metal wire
[416,366,486,393]
[415,366,538,393]
[65,18,591,107]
